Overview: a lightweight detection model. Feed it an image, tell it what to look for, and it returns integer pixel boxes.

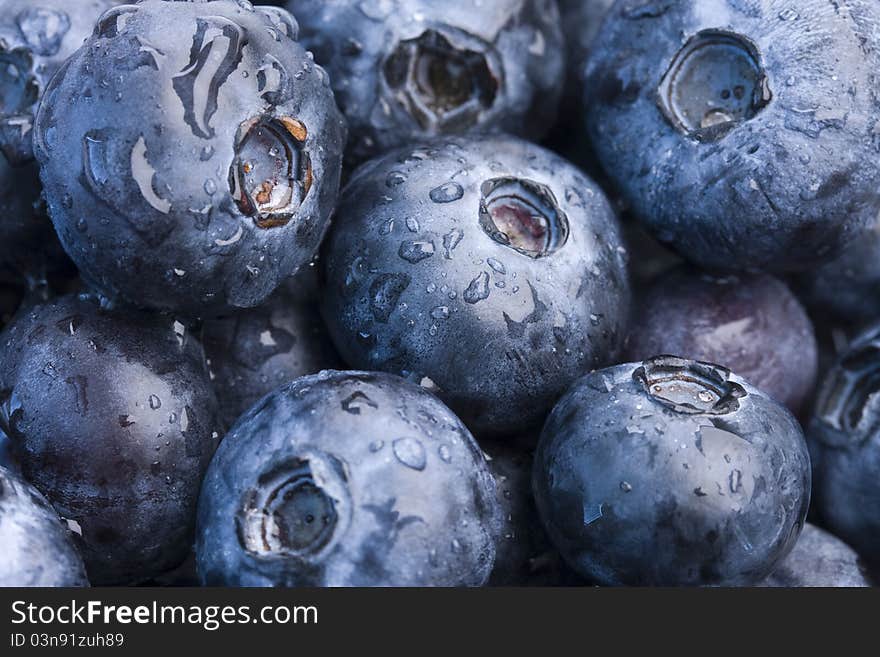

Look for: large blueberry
[201,281,341,428]
[808,324,880,563]
[760,523,871,587]
[626,266,817,412]
[534,356,811,586]
[196,370,499,586]
[584,1,880,272]
[320,136,630,437]
[0,294,221,584]
[285,0,564,164]
[0,465,89,587]
[33,0,346,317]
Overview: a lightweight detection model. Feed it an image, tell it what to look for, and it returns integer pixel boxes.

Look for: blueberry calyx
[229,115,313,229]
[657,29,772,142]
[383,28,499,132]
[478,177,568,258]
[236,451,350,558]
[814,334,880,446]
[633,355,747,415]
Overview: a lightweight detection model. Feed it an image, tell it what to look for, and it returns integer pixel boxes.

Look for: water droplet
[173,320,186,347]
[386,171,407,187]
[149,394,162,410]
[463,271,490,304]
[369,273,411,322]
[430,306,450,320]
[620,481,632,493]
[429,181,464,203]
[204,178,217,195]
[369,439,384,452]
[398,239,435,263]
[486,258,506,275]
[438,444,452,463]
[583,503,603,525]
[131,136,172,213]
[392,437,426,471]
[341,390,378,415]
[442,228,463,258]
[729,469,743,493]
[405,216,420,233]
[172,18,246,139]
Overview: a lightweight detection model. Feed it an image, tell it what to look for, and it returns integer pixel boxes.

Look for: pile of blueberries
[1,0,879,588]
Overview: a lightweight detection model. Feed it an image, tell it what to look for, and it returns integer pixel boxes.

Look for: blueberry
[808,324,880,563]
[320,135,630,437]
[626,266,818,412]
[486,440,583,586]
[533,356,811,586]
[584,1,880,272]
[0,465,89,587]
[0,0,122,165]
[33,0,346,317]
[285,0,565,164]
[760,523,871,588]
[0,294,221,584]
[196,370,500,586]
[797,220,880,328]
[201,281,342,428]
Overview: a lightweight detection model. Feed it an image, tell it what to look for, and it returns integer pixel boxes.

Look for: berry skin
[201,281,342,428]
[760,523,871,588]
[584,0,880,272]
[33,0,346,317]
[196,370,500,587]
[0,294,221,584]
[533,356,811,586]
[626,267,818,412]
[320,135,630,437]
[0,464,90,587]
[808,324,880,563]
[285,0,565,164]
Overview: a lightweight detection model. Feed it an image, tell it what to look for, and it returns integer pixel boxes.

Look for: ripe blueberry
[33,0,346,317]
[533,356,811,586]
[320,135,630,437]
[626,266,818,412]
[584,0,880,271]
[197,370,500,586]
[0,294,221,584]
[285,0,564,164]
